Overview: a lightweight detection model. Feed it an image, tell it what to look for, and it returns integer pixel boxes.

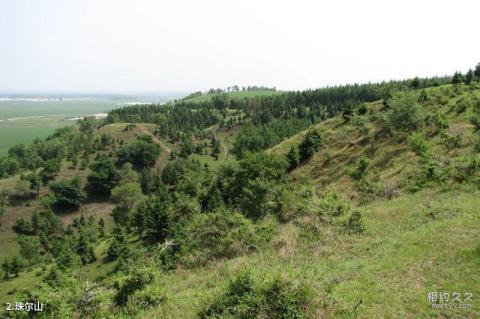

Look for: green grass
[182,90,283,103]
[0,265,46,304]
[0,118,76,155]
[0,99,121,155]
[132,185,479,318]
[2,186,478,317]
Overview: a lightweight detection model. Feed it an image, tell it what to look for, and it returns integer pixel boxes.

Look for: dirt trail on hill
[213,127,228,159]
[137,124,172,154]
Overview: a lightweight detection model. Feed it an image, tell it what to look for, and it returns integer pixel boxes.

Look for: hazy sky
[1,0,479,93]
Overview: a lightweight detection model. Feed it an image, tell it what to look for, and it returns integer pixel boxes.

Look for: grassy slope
[138,83,480,318]
[1,84,479,318]
[182,90,283,103]
[133,186,479,318]
[269,84,480,199]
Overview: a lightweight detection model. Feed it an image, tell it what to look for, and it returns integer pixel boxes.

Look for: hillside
[0,73,479,318]
[182,89,282,103]
[141,82,480,318]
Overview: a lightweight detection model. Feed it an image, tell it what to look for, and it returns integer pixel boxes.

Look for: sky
[0,0,479,93]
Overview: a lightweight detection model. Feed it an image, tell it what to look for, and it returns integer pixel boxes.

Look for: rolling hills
[0,77,479,318]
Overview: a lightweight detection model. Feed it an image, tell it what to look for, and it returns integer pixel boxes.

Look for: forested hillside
[0,65,479,318]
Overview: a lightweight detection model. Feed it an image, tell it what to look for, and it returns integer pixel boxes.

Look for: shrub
[440,132,462,151]
[42,159,61,180]
[114,267,154,306]
[351,115,371,135]
[455,97,471,114]
[474,136,480,153]
[0,206,4,226]
[0,157,19,177]
[452,156,480,183]
[274,183,319,222]
[49,176,86,209]
[117,135,161,169]
[470,114,480,132]
[385,92,425,132]
[111,182,143,212]
[355,177,383,197]
[432,111,449,134]
[179,210,257,266]
[319,192,350,217]
[13,218,34,235]
[199,270,313,319]
[408,133,429,156]
[221,152,287,219]
[86,155,120,197]
[409,157,450,191]
[357,103,368,115]
[12,179,33,199]
[348,157,369,180]
[344,211,365,234]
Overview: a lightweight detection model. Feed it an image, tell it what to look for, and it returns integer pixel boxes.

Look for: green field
[0,99,143,155]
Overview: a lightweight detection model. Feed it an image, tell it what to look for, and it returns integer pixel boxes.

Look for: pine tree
[287,146,300,171]
[156,182,171,205]
[10,256,21,277]
[411,77,420,89]
[140,168,155,194]
[87,246,97,263]
[86,155,120,196]
[65,224,74,236]
[77,231,95,264]
[475,63,480,81]
[451,71,464,84]
[56,243,81,270]
[24,171,43,198]
[31,212,39,233]
[18,235,41,266]
[211,138,221,160]
[107,226,129,261]
[0,206,5,227]
[2,258,10,279]
[299,130,322,162]
[76,232,88,260]
[98,218,105,237]
[179,136,194,158]
[139,195,170,243]
[465,69,474,85]
[79,214,86,227]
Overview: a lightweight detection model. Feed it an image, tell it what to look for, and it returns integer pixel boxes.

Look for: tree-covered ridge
[0,65,479,318]
[103,75,452,153]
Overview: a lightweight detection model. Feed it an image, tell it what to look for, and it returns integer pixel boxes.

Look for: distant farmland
[0,96,177,155]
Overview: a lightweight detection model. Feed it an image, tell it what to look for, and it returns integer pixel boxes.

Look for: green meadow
[0,99,125,155]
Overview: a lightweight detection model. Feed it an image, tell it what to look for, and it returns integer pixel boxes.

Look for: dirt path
[212,127,228,159]
[137,124,172,154]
